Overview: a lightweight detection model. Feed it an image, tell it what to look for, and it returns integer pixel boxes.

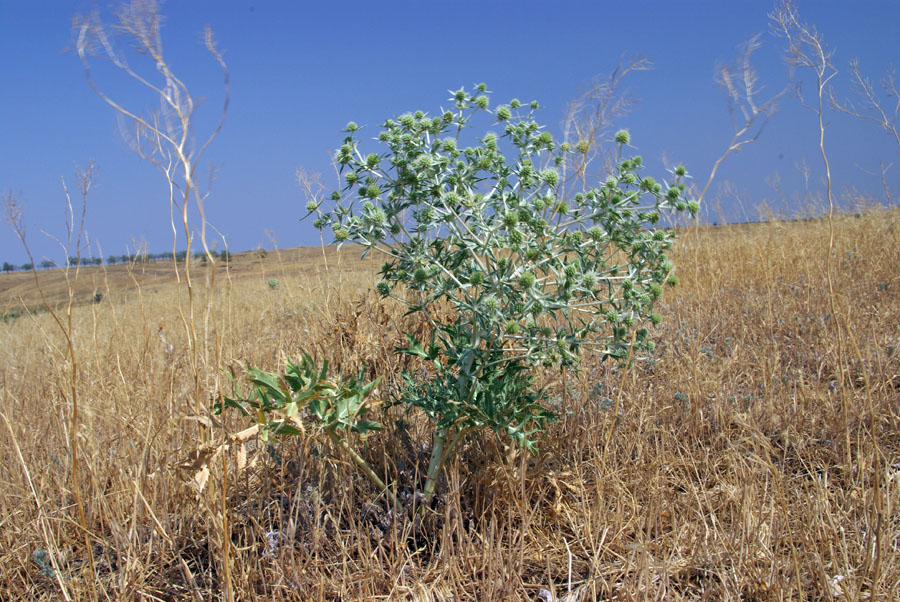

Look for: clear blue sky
[2,0,899,266]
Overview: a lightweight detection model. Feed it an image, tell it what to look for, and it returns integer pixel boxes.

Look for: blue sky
[1,0,899,266]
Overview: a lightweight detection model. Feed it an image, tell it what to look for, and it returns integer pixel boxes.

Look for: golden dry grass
[1,210,898,600]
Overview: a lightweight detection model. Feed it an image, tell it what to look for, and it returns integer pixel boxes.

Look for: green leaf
[395,332,428,359]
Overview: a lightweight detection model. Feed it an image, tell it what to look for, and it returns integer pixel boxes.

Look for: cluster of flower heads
[307,84,696,365]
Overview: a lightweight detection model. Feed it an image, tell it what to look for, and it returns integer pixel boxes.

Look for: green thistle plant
[230,85,693,511]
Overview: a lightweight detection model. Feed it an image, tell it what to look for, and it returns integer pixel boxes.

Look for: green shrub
[223,85,692,510]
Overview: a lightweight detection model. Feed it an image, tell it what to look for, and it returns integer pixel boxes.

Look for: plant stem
[422,427,448,506]
[327,430,401,512]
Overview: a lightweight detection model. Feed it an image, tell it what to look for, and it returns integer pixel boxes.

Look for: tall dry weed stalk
[3,166,99,599]
[73,1,234,598]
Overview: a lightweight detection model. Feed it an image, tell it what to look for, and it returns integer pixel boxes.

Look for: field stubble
[1,212,899,600]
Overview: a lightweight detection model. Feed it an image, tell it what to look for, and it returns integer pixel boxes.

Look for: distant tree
[107,255,118,265]
[93,257,102,266]
[21,263,33,271]
[40,259,55,269]
[219,249,231,262]
[2,261,14,273]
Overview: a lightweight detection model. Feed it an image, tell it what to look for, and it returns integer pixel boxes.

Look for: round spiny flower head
[442,111,454,123]
[675,201,687,211]
[454,88,467,102]
[475,95,489,109]
[509,229,524,246]
[442,138,457,153]
[504,321,520,335]
[564,263,578,279]
[365,208,386,228]
[687,200,700,215]
[366,153,380,169]
[653,230,666,242]
[399,113,415,128]
[646,340,656,351]
[469,270,483,286]
[414,110,424,120]
[313,217,325,229]
[554,201,569,215]
[538,131,554,146]
[365,183,381,198]
[614,129,630,145]
[674,165,687,177]
[574,192,584,203]
[476,82,488,92]
[530,100,539,109]
[533,198,545,211]
[541,169,560,187]
[376,280,391,297]
[345,121,359,132]
[667,275,680,287]
[649,283,663,299]
[483,133,498,150]
[623,173,637,185]
[581,271,596,289]
[444,191,460,205]
[622,314,635,327]
[653,183,662,193]
[561,142,571,152]
[503,212,519,228]
[605,310,618,323]
[418,207,435,224]
[518,271,535,289]
[363,201,375,212]
[484,295,500,312]
[632,155,643,166]
[510,98,521,108]
[650,312,662,326]
[587,226,604,242]
[334,228,349,242]
[575,140,590,154]
[496,106,511,121]
[413,268,429,284]
[306,200,318,212]
[378,131,389,142]
[667,187,680,201]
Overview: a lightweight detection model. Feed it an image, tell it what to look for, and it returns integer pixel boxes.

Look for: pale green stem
[327,430,401,513]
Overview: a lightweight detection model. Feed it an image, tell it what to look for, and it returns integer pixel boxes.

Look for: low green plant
[223,84,694,510]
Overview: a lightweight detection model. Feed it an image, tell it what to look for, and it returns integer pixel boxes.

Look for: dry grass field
[1,210,898,600]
